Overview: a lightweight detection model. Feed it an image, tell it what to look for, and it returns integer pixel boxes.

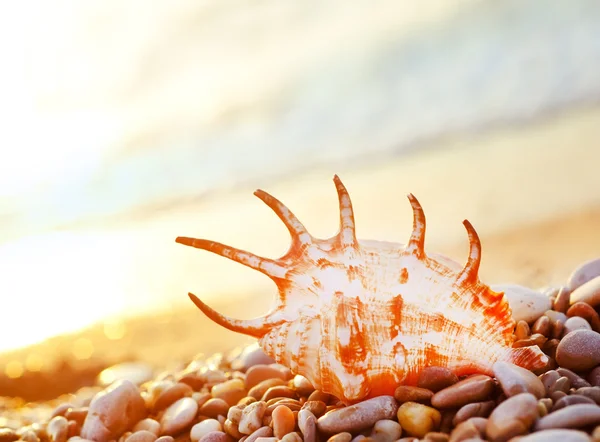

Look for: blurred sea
[1,0,600,352]
[1,0,600,238]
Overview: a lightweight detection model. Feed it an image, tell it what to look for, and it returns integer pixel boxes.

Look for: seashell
[176,176,548,404]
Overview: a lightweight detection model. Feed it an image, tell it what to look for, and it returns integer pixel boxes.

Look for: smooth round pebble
[394,386,433,404]
[486,393,538,442]
[417,367,458,392]
[190,420,222,442]
[588,366,600,386]
[153,383,193,413]
[370,419,402,441]
[518,429,591,442]
[567,258,600,291]
[240,344,276,371]
[198,431,230,442]
[563,316,592,335]
[535,403,600,430]
[326,433,352,442]
[155,437,174,442]
[492,284,551,323]
[199,398,230,418]
[160,397,198,436]
[453,401,495,425]
[47,416,68,442]
[245,427,273,442]
[134,419,161,436]
[317,396,398,434]
[125,431,157,442]
[556,329,600,371]
[570,275,600,307]
[211,379,247,406]
[81,380,148,442]
[431,375,495,409]
[272,405,295,439]
[493,361,545,398]
[396,402,441,438]
[244,365,287,389]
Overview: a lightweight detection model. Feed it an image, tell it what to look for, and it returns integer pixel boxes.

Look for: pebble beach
[2,254,600,441]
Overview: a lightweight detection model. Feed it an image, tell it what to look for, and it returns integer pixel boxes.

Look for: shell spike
[456,220,482,284]
[406,194,426,258]
[254,189,312,246]
[175,237,287,279]
[188,293,279,338]
[333,175,358,249]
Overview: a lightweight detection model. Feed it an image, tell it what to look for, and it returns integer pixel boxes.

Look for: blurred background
[1,0,600,402]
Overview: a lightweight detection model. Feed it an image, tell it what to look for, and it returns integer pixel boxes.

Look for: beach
[1,104,599,392]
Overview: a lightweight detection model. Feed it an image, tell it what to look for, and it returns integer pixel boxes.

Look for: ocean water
[1,0,600,352]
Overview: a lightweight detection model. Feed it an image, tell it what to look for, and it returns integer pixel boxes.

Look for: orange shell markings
[176,176,548,404]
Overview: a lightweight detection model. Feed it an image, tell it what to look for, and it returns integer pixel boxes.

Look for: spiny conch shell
[176,176,548,404]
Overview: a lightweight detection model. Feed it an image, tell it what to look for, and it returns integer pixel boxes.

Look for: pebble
[452,401,495,426]
[154,437,174,442]
[124,431,156,442]
[245,427,273,442]
[553,287,571,314]
[153,383,193,413]
[159,397,198,436]
[532,315,552,336]
[211,379,247,406]
[244,365,287,389]
[301,400,327,417]
[271,405,295,439]
[190,420,223,442]
[280,433,302,442]
[567,258,600,291]
[588,366,600,386]
[47,416,69,442]
[239,401,267,435]
[563,316,592,335]
[574,386,600,404]
[555,329,600,371]
[518,429,591,442]
[394,386,434,404]
[493,361,545,398]
[0,429,18,442]
[552,395,596,411]
[197,431,230,442]
[326,433,352,442]
[317,396,398,434]
[199,398,230,418]
[396,402,441,438]
[431,375,495,409]
[98,363,154,387]
[486,393,538,442]
[570,276,600,307]
[133,419,161,435]
[292,375,315,396]
[299,413,317,442]
[449,418,483,442]
[239,344,276,371]
[81,380,148,442]
[567,302,600,332]
[492,284,551,323]
[535,403,600,430]
[417,367,459,392]
[370,419,402,442]
[248,379,286,400]
[556,368,591,389]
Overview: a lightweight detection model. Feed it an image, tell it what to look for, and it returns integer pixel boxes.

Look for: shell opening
[406,194,426,258]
